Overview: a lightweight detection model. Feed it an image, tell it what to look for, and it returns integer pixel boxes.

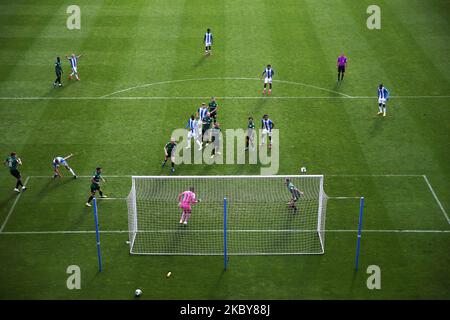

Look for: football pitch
[0,0,449,300]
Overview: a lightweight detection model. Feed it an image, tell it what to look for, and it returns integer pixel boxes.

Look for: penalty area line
[1,96,450,100]
[28,174,424,179]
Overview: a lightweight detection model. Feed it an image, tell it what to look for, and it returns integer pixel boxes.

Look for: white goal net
[127,175,327,255]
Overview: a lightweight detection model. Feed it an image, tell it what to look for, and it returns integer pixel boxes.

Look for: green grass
[0,0,449,299]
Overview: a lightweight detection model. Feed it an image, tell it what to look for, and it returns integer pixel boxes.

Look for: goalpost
[127,175,328,255]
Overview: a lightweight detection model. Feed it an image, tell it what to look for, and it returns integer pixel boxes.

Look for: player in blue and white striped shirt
[261,114,275,149]
[261,64,275,95]
[377,84,390,117]
[185,115,202,150]
[65,53,83,81]
[204,28,213,55]
[52,154,77,179]
[197,102,208,121]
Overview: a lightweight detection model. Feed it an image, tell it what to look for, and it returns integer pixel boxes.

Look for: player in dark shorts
[285,178,304,213]
[337,53,347,82]
[245,117,255,151]
[162,137,177,174]
[201,112,213,147]
[53,57,63,88]
[86,167,107,207]
[4,152,26,193]
[208,97,219,123]
[210,122,221,157]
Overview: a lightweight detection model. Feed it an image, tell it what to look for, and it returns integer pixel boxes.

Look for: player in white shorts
[186,115,202,150]
[66,53,83,81]
[197,102,208,122]
[261,64,275,95]
[204,28,213,55]
[52,154,77,178]
[261,114,275,149]
[377,84,390,117]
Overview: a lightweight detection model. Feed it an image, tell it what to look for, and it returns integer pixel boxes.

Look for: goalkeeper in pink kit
[178,187,200,225]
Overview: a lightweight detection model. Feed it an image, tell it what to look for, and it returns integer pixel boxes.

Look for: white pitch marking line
[326,229,450,233]
[28,174,424,179]
[271,79,352,98]
[328,196,361,199]
[423,175,450,224]
[99,77,352,99]
[325,229,450,233]
[0,176,31,233]
[29,175,131,178]
[105,196,353,201]
[0,230,128,235]
[1,229,449,235]
[1,96,450,100]
[326,174,423,177]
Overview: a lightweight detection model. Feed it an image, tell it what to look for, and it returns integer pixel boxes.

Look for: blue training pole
[93,197,103,272]
[354,197,365,271]
[223,197,228,270]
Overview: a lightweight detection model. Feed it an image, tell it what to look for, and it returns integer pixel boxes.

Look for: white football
[301,167,307,173]
[135,289,142,297]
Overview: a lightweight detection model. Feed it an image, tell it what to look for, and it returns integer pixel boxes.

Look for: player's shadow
[44,74,76,97]
[193,55,207,68]
[0,193,20,212]
[332,80,349,96]
[36,177,75,199]
[369,117,384,136]
[74,209,89,229]
[333,80,341,91]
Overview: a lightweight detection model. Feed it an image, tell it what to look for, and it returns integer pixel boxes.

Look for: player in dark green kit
[245,117,256,151]
[86,167,107,207]
[210,122,221,157]
[162,137,177,174]
[4,152,26,193]
[208,97,219,123]
[202,112,213,147]
[285,178,304,213]
[53,57,63,88]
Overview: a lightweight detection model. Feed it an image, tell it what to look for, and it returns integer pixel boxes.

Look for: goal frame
[128,175,326,255]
